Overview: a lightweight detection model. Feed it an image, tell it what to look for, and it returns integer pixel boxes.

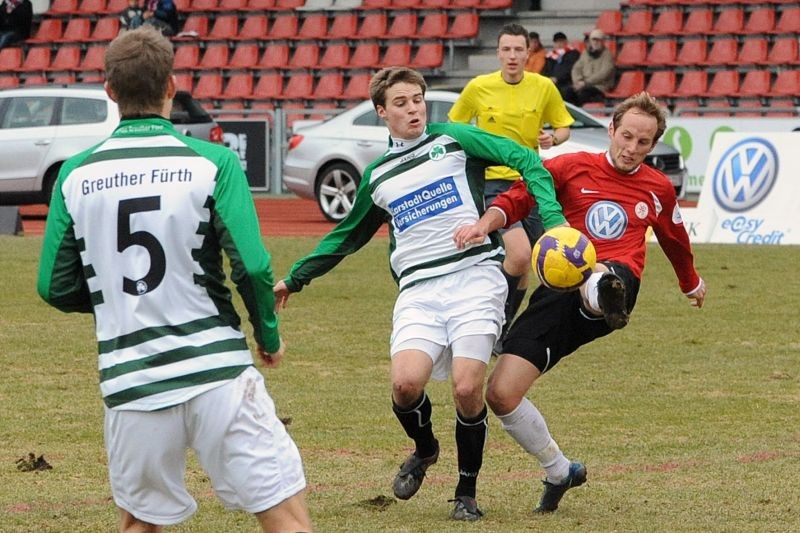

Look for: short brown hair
[498,23,530,48]
[612,92,668,144]
[104,26,174,116]
[369,67,427,109]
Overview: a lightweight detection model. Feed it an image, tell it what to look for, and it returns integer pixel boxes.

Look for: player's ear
[376,105,387,120]
[104,81,118,103]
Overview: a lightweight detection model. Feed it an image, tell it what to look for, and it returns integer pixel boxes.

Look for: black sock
[393,392,437,458]
[454,405,488,499]
[501,267,522,334]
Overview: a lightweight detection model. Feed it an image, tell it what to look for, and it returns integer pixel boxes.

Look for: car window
[60,97,108,125]
[353,109,382,127]
[427,100,451,123]
[1,97,57,129]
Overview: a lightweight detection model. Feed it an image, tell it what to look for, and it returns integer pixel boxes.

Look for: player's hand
[257,338,285,368]
[453,224,487,250]
[686,277,706,309]
[538,129,554,149]
[273,280,291,311]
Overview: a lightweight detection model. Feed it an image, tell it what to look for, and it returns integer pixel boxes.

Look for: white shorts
[104,366,306,525]
[390,262,506,380]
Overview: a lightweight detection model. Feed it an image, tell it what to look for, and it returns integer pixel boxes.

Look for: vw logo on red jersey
[712,138,778,212]
[585,201,627,240]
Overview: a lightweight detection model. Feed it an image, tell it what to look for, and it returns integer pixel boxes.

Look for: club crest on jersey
[635,202,649,219]
[585,201,628,240]
[712,137,778,212]
[428,144,446,161]
[135,280,148,295]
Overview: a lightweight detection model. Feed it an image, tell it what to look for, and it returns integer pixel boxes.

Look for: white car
[283,90,688,222]
[0,85,223,205]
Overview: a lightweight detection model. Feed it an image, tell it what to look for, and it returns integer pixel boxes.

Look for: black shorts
[484,179,544,245]
[502,262,641,373]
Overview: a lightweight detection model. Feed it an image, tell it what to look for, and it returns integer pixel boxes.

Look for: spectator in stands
[562,29,615,106]
[542,31,580,95]
[524,31,546,74]
[0,0,32,50]
[119,0,145,31]
[143,0,179,37]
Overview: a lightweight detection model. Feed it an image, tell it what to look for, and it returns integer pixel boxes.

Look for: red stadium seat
[197,44,230,70]
[288,43,320,70]
[618,10,652,36]
[223,73,254,99]
[774,7,800,34]
[57,18,92,43]
[737,38,768,65]
[360,0,391,8]
[348,42,380,69]
[644,70,676,98]
[173,45,201,70]
[23,74,49,86]
[176,15,209,40]
[744,7,775,34]
[341,73,371,101]
[191,0,218,9]
[296,13,328,41]
[702,38,738,65]
[77,45,106,71]
[317,43,350,70]
[418,13,448,40]
[766,37,799,65]
[244,0,276,9]
[392,0,421,8]
[273,0,304,9]
[18,48,51,72]
[52,73,77,85]
[250,72,284,99]
[646,38,677,65]
[79,0,106,14]
[769,70,800,97]
[214,0,248,10]
[615,39,647,67]
[88,17,119,42]
[27,19,63,43]
[605,71,645,99]
[673,71,707,98]
[102,0,126,12]
[47,0,80,15]
[193,73,224,100]
[174,73,194,92]
[257,43,290,69]
[411,42,444,70]
[0,48,23,71]
[738,70,771,98]
[651,8,683,35]
[326,13,358,40]
[445,12,479,39]
[227,43,260,70]
[266,13,298,40]
[313,72,344,100]
[676,38,707,66]
[383,12,418,39]
[381,42,412,67]
[47,46,82,71]
[281,72,314,100]
[705,70,739,98]
[595,10,622,35]
[0,75,19,89]
[234,15,268,41]
[207,15,239,41]
[711,7,744,34]
[681,8,713,35]
[356,12,388,40]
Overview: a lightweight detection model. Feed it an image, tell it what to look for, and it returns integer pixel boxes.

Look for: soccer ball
[532,227,597,291]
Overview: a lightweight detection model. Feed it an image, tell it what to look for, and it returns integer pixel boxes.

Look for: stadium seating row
[597,6,800,37]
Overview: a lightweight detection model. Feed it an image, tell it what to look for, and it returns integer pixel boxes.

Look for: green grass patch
[1,236,798,532]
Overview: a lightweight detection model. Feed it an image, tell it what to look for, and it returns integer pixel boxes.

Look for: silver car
[283,90,688,222]
[0,85,223,205]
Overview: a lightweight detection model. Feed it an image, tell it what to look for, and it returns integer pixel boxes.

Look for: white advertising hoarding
[690,132,799,245]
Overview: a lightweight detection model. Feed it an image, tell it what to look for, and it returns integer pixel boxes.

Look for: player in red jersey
[453,92,706,515]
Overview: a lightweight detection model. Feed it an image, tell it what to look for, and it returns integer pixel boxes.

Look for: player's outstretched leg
[597,271,628,329]
[392,392,439,500]
[534,462,587,513]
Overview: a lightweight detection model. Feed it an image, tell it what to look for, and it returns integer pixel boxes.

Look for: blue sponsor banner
[389,176,463,232]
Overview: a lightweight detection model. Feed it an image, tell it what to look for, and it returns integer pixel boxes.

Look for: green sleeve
[211,148,281,353]
[37,165,92,313]
[433,123,567,228]
[285,166,387,292]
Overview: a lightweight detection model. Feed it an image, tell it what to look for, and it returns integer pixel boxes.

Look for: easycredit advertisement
[689,132,799,245]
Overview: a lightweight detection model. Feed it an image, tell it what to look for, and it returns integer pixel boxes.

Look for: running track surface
[18,198,389,238]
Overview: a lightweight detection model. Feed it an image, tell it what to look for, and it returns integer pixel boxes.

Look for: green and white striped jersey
[285,122,565,292]
[38,117,279,411]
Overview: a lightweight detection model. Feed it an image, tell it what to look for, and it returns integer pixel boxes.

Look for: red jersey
[493,152,701,294]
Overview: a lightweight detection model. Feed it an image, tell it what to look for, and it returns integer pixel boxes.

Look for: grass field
[1,235,798,532]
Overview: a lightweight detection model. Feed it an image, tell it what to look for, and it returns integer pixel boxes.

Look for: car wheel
[315,162,360,223]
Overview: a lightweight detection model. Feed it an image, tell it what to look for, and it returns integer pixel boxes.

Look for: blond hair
[612,92,668,144]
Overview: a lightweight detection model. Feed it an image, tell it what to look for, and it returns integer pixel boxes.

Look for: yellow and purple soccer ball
[532,226,597,291]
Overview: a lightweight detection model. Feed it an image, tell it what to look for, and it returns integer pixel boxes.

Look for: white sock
[584,271,604,315]
[497,397,570,483]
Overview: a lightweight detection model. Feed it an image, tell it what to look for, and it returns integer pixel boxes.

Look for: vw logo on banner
[712,138,778,212]
[585,201,627,240]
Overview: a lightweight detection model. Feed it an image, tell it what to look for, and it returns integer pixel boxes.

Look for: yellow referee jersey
[448,71,574,180]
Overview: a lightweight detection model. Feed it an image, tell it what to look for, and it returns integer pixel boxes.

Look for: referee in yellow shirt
[449,22,574,351]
